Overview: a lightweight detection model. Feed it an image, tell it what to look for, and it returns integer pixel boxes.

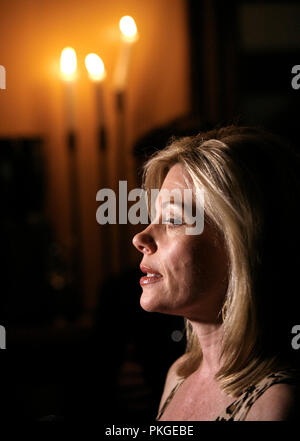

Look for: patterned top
[156,370,299,421]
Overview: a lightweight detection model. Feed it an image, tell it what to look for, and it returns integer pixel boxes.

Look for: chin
[140,292,181,316]
[140,289,167,312]
[140,293,160,312]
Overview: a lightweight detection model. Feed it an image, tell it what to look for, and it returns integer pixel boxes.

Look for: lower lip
[140,275,163,286]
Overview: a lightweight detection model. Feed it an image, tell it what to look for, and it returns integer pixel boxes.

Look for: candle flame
[119,16,138,43]
[60,47,77,80]
[85,53,106,82]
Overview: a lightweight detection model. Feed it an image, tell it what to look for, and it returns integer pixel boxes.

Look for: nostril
[137,243,147,253]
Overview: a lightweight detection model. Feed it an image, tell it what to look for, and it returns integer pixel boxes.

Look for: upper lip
[140,263,162,276]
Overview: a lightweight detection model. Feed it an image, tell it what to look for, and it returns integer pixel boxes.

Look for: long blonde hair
[142,125,300,396]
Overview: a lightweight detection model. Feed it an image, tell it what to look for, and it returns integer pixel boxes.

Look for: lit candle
[60,47,77,134]
[85,53,107,149]
[113,15,138,92]
[85,53,106,83]
[59,48,83,302]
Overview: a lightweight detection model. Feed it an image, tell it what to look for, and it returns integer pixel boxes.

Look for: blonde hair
[142,125,300,396]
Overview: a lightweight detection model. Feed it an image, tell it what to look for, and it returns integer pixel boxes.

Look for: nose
[132,226,157,255]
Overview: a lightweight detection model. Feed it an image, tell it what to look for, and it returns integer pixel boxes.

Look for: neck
[188,320,224,379]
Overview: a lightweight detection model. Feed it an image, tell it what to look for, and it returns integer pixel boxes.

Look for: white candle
[113,15,138,92]
[60,47,77,132]
[85,53,106,128]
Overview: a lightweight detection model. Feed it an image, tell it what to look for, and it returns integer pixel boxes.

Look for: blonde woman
[132,125,300,421]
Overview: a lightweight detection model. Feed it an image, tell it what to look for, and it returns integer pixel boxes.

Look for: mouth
[139,264,163,286]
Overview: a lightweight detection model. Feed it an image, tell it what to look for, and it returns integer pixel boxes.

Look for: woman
[132,125,300,421]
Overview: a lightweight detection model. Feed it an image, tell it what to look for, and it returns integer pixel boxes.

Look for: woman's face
[132,163,229,323]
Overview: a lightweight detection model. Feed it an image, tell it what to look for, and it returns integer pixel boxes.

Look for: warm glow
[85,53,106,82]
[60,47,77,80]
[119,16,138,42]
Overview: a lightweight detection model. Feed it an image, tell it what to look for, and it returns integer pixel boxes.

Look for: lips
[139,263,163,286]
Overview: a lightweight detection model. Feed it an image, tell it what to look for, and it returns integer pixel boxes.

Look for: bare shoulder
[246,383,299,421]
[158,353,188,413]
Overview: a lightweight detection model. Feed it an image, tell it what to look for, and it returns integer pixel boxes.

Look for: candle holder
[66,129,84,315]
[60,47,84,315]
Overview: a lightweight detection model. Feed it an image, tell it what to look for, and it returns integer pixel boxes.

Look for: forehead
[160,163,194,193]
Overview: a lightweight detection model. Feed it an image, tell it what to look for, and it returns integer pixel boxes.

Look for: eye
[163,217,184,226]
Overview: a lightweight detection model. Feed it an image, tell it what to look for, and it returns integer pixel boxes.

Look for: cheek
[161,238,201,287]
[166,235,227,295]
[190,235,228,294]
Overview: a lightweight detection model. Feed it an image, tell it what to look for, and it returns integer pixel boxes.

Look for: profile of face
[132,163,229,323]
